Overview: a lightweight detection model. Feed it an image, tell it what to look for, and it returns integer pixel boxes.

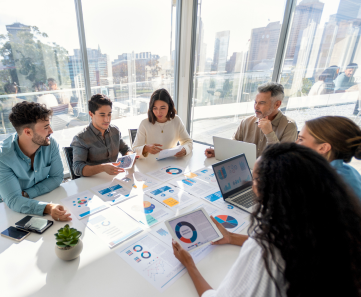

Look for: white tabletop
[0,143,249,297]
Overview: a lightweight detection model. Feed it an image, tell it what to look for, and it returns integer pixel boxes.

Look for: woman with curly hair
[172,143,361,297]
[296,116,361,201]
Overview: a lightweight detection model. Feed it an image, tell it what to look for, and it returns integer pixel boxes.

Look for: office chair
[63,147,80,180]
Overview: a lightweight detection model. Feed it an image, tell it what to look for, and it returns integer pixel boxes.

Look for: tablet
[165,208,223,252]
[117,153,136,169]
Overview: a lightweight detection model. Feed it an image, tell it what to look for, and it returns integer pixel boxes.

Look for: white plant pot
[55,239,83,261]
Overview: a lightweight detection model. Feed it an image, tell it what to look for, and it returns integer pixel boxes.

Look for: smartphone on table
[1,226,30,242]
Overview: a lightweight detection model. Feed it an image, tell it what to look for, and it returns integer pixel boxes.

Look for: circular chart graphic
[215,215,238,229]
[143,201,155,214]
[133,245,143,252]
[175,221,197,243]
[166,168,182,175]
[101,221,111,226]
[141,251,151,259]
[73,197,92,207]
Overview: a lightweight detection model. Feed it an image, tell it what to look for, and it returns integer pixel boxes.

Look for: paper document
[169,175,213,197]
[184,167,218,187]
[117,193,174,228]
[146,165,186,182]
[133,171,161,192]
[84,207,143,248]
[147,183,197,211]
[156,146,183,160]
[190,202,249,234]
[117,234,215,292]
[61,190,109,220]
[90,179,137,205]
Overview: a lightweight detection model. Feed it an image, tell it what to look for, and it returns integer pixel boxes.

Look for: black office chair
[63,147,80,180]
[128,129,138,147]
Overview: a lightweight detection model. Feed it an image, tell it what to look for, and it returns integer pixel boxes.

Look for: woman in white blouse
[132,88,192,158]
[172,143,361,297]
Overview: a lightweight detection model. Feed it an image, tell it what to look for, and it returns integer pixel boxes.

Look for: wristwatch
[23,191,29,198]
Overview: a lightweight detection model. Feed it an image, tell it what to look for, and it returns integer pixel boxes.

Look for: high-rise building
[246,21,281,71]
[286,0,324,61]
[211,30,230,73]
[329,0,361,23]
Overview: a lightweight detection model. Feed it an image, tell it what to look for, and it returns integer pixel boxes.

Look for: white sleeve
[176,116,193,155]
[132,121,148,158]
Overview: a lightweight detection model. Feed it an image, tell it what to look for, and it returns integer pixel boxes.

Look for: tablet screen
[117,153,136,169]
[167,210,220,251]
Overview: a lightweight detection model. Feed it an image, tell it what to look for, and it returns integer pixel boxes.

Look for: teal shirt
[0,134,64,215]
[330,159,361,202]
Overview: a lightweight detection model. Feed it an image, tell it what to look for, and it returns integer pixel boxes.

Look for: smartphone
[1,226,30,242]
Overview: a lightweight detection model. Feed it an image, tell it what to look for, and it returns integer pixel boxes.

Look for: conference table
[0,143,250,297]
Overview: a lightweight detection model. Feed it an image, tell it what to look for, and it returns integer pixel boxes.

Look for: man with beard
[0,102,71,221]
[205,82,297,158]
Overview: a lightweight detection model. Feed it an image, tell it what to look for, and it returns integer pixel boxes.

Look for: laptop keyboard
[231,190,256,209]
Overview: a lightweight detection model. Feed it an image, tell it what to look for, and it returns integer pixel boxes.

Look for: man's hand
[174,147,186,158]
[144,144,163,155]
[44,204,72,221]
[258,116,273,135]
[204,148,215,158]
[172,239,195,268]
[210,216,232,245]
[102,162,125,175]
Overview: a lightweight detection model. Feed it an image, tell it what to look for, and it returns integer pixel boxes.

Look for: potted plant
[54,224,83,261]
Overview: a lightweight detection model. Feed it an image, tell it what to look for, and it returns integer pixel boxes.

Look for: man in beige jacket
[205,82,297,158]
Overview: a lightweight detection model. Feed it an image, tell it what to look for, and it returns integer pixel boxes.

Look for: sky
[0,0,341,63]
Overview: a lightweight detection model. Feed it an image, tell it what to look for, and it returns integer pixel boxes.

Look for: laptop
[213,136,257,169]
[212,153,257,213]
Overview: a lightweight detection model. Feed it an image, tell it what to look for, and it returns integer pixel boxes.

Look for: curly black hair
[251,142,361,297]
[9,101,52,134]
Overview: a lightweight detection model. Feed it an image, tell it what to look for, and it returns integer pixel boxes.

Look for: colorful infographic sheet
[117,194,174,228]
[146,165,186,182]
[184,167,218,187]
[190,202,249,234]
[200,188,251,216]
[169,175,213,197]
[117,234,215,292]
[133,172,161,192]
[146,183,197,211]
[84,207,143,248]
[61,190,109,220]
[90,179,136,205]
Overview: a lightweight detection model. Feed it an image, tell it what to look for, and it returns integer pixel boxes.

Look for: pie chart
[143,201,155,214]
[215,215,238,229]
[166,168,182,175]
[175,221,197,243]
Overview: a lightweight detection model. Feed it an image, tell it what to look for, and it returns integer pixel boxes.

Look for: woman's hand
[143,144,163,155]
[174,147,186,158]
[210,216,232,245]
[172,239,195,268]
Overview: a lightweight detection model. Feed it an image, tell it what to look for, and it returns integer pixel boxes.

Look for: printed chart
[148,222,173,247]
[133,172,161,192]
[84,207,142,248]
[91,180,136,205]
[146,165,186,182]
[117,194,174,228]
[147,183,197,210]
[61,190,109,220]
[184,167,218,187]
[169,175,212,197]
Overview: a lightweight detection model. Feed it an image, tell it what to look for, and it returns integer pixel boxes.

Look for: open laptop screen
[212,154,253,198]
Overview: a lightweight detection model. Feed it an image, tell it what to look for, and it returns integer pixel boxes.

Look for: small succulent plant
[55,224,82,250]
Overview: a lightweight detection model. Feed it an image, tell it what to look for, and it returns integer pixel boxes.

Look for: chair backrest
[63,147,80,180]
[128,129,138,147]
[51,104,68,115]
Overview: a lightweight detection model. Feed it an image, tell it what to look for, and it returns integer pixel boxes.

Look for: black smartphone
[1,226,30,242]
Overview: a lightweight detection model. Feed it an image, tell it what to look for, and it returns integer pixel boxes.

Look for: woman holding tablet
[172,143,361,297]
[296,116,361,201]
[132,88,193,158]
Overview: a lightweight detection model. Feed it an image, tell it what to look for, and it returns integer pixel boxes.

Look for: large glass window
[281,0,361,131]
[0,0,86,171]
[81,0,177,145]
[190,0,287,143]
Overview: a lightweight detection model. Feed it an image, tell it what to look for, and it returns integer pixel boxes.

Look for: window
[190,0,287,143]
[281,0,361,130]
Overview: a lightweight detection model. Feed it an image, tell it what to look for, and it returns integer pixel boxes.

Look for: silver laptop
[213,136,257,169]
[212,153,257,213]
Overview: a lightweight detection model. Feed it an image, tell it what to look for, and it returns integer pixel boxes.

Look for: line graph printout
[61,190,109,220]
[84,207,143,248]
[117,193,174,228]
[117,234,215,292]
[147,183,197,211]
